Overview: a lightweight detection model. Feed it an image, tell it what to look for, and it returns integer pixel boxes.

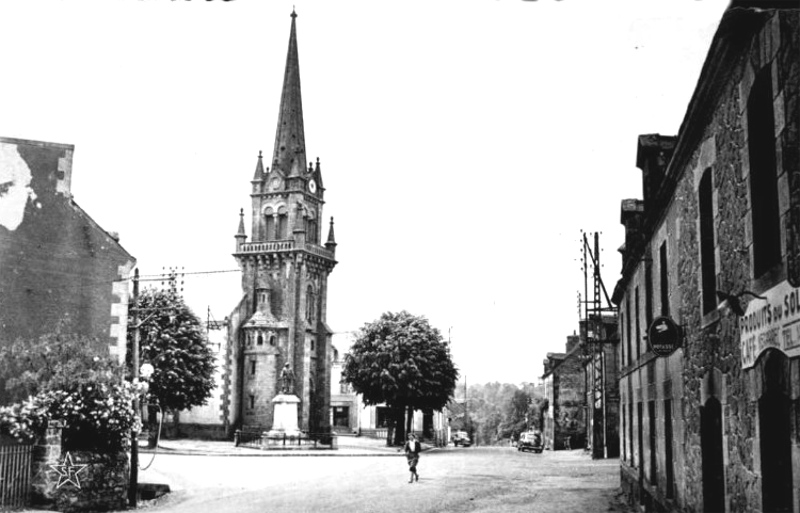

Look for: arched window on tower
[277,206,289,239]
[264,207,275,241]
[747,66,781,279]
[307,216,317,244]
[306,285,316,324]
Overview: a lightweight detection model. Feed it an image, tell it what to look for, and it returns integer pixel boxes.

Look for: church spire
[272,9,306,177]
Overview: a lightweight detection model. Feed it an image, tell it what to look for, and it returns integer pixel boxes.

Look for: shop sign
[647,316,681,356]
[740,280,800,369]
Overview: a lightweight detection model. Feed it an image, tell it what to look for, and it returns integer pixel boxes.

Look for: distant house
[331,332,450,446]
[162,322,230,439]
[0,137,135,392]
[542,318,619,457]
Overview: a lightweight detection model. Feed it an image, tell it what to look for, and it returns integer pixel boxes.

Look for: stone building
[0,137,135,389]
[224,11,337,435]
[541,340,584,451]
[541,320,619,456]
[612,3,799,512]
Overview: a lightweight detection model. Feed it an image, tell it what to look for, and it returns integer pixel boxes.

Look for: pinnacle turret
[252,151,265,181]
[325,216,337,250]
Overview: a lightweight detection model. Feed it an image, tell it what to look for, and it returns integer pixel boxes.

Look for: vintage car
[452,430,472,447]
[517,430,544,453]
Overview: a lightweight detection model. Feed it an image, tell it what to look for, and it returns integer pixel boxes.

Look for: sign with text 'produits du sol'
[740,280,800,369]
[647,316,681,357]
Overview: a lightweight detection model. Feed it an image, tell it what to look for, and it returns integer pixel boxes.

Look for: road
[140,446,635,513]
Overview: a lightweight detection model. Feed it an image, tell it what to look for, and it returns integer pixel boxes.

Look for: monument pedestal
[267,394,301,437]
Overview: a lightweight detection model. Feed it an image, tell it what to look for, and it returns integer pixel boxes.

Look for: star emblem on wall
[49,452,88,489]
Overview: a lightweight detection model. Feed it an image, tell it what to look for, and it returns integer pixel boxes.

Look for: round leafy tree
[342,311,458,445]
[127,289,216,420]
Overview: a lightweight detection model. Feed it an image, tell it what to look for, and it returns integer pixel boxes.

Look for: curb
[139,445,442,458]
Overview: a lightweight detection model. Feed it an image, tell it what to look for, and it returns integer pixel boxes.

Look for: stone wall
[616,8,800,513]
[31,421,129,513]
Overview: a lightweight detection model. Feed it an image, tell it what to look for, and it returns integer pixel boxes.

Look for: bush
[0,330,144,451]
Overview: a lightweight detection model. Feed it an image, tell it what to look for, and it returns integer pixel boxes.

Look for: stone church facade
[223,11,337,435]
[612,3,799,512]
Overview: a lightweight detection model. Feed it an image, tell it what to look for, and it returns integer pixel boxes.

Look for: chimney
[620,198,646,267]
[636,134,677,213]
[566,334,580,353]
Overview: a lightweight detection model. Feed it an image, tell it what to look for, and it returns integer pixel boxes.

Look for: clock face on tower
[269,177,281,191]
[308,179,317,193]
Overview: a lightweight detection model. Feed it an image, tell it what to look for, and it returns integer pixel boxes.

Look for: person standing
[403,433,421,483]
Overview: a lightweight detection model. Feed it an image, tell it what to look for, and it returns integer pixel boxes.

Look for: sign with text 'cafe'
[740,279,800,369]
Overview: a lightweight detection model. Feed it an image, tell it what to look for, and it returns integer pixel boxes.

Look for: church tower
[228,10,337,434]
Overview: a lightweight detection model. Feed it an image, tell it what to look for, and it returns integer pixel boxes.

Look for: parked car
[517,430,543,453]
[452,430,472,447]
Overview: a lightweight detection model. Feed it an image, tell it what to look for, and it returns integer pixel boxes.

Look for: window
[660,242,669,317]
[626,297,632,366]
[700,169,717,314]
[629,402,635,466]
[620,312,626,365]
[269,335,276,346]
[648,400,657,482]
[249,394,255,409]
[264,208,275,241]
[307,217,317,244]
[748,67,781,278]
[257,334,263,346]
[306,285,316,324]
[635,287,641,359]
[310,338,316,351]
[664,399,674,499]
[250,359,256,376]
[277,207,289,239]
[622,403,627,462]
[645,259,654,328]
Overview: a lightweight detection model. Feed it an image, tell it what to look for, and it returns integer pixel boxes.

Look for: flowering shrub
[0,381,144,451]
[0,330,146,452]
[0,395,51,442]
[49,380,144,452]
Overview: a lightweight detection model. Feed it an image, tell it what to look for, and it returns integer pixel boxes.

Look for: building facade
[330,333,450,446]
[0,137,135,387]
[542,343,584,451]
[613,4,799,512]
[224,11,337,435]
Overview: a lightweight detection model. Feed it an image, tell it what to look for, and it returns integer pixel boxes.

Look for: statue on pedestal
[279,363,295,395]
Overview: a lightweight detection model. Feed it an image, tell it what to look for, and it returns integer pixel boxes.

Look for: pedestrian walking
[403,433,421,483]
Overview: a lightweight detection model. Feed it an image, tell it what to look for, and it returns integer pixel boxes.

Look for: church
[224,10,338,436]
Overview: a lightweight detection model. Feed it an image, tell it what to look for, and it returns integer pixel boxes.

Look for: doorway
[759,350,793,513]
[701,397,725,513]
[333,406,350,428]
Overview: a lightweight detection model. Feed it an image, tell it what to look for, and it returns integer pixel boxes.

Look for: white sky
[0,0,728,385]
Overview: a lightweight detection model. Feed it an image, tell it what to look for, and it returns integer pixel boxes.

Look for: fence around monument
[234,430,337,450]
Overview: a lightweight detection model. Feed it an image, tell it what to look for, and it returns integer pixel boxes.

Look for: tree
[127,288,215,430]
[342,311,458,445]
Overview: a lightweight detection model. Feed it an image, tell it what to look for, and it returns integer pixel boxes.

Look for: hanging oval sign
[647,316,681,356]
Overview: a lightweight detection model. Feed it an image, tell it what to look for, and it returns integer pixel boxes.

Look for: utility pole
[464,375,469,442]
[129,268,140,508]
